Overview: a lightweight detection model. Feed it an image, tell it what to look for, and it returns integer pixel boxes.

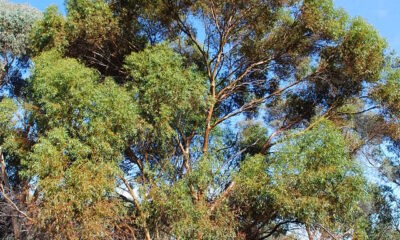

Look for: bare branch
[260,119,301,154]
[212,79,304,128]
[209,181,235,213]
[119,175,151,240]
[217,58,272,101]
[1,147,33,223]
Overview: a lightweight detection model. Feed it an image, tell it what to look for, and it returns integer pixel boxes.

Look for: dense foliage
[1,0,400,239]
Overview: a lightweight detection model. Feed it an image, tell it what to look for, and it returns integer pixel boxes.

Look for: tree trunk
[1,147,21,239]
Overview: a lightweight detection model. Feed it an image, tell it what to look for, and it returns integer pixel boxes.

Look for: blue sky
[11,0,400,53]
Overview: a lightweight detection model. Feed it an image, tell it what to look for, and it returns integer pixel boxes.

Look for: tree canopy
[1,0,400,239]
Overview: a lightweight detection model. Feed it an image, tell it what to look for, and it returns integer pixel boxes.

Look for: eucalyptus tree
[26,50,137,239]
[0,0,41,95]
[118,0,389,238]
[0,1,40,239]
[0,0,399,239]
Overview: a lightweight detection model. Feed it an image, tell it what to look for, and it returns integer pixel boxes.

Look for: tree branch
[212,79,304,129]
[119,174,151,240]
[1,147,33,224]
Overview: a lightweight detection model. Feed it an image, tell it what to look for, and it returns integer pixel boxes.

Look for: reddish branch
[209,181,235,213]
[1,147,33,240]
[260,119,301,154]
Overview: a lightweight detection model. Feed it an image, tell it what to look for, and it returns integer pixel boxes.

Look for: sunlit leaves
[30,5,67,56]
[340,17,386,82]
[26,50,137,238]
[235,121,366,234]
[0,98,17,131]
[124,44,207,142]
[301,0,348,40]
